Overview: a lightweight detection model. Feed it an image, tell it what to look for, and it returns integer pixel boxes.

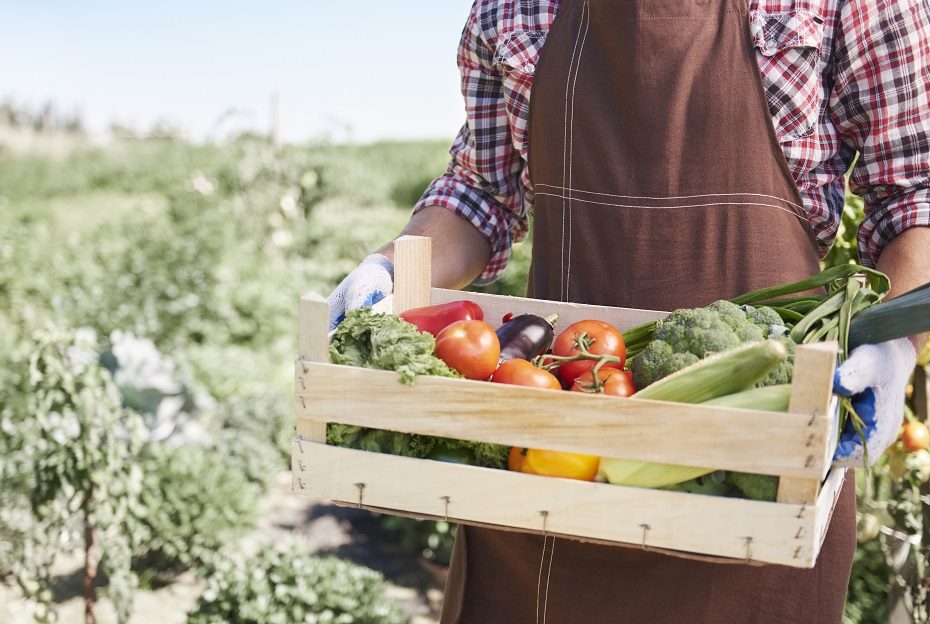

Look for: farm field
[0,133,925,623]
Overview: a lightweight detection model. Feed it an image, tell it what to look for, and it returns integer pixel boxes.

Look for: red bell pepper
[399,300,484,337]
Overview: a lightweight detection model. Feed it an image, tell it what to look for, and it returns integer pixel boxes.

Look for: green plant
[132,444,261,575]
[188,539,409,624]
[0,327,146,624]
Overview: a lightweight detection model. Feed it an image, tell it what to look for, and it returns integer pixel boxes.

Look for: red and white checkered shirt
[414,0,930,284]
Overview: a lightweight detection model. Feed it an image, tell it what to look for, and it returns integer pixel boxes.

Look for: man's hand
[327,254,394,330]
[832,338,917,467]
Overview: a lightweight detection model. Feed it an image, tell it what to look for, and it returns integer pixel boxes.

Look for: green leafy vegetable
[328,308,508,469]
[330,307,460,384]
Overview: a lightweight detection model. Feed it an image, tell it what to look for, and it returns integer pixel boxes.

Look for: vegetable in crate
[599,340,789,488]
[497,313,558,361]
[570,367,636,396]
[550,320,626,385]
[330,307,459,384]
[631,300,792,390]
[435,319,501,380]
[328,308,508,468]
[399,300,484,337]
[491,359,561,390]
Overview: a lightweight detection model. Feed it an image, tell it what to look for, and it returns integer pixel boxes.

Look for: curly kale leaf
[329,307,459,384]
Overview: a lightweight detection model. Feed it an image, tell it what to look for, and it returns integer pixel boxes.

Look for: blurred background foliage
[0,118,926,623]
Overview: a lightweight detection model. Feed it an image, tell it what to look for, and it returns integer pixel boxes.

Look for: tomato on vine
[550,320,626,385]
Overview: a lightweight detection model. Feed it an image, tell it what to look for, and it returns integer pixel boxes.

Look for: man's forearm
[379,206,492,290]
[876,227,930,350]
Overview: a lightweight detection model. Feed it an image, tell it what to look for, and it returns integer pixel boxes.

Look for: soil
[1,473,443,624]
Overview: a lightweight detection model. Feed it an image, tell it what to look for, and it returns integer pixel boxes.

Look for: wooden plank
[292,440,817,568]
[296,362,832,478]
[431,287,667,331]
[812,468,847,563]
[778,342,838,504]
[297,293,329,444]
[393,235,431,315]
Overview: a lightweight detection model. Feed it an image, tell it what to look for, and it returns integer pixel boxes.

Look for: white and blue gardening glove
[327,254,394,330]
[832,338,917,467]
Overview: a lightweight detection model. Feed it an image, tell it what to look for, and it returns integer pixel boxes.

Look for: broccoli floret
[760,337,796,386]
[728,472,779,502]
[631,301,795,390]
[631,341,699,389]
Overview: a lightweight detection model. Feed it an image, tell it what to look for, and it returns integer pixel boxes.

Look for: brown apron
[440,0,857,622]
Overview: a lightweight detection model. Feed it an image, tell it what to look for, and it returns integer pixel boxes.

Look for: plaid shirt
[414,0,930,284]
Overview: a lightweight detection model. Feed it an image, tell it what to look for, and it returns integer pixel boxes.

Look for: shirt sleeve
[829,0,930,267]
[413,1,529,285]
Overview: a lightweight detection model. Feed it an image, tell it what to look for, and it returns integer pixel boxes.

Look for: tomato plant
[435,320,500,380]
[492,359,561,390]
[570,367,636,397]
[551,320,626,385]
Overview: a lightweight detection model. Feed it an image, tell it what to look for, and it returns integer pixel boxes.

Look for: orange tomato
[521,449,600,481]
[435,320,500,380]
[508,447,527,472]
[901,421,930,453]
[492,359,561,390]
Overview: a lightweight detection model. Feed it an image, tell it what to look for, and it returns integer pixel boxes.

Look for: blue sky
[0,1,473,142]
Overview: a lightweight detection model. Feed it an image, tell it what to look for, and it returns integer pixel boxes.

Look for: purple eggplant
[497,313,559,362]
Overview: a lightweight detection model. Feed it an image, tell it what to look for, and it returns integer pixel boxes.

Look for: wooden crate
[292,236,846,568]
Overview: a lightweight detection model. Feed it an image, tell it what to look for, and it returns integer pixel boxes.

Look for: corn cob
[632,339,788,404]
[598,343,790,488]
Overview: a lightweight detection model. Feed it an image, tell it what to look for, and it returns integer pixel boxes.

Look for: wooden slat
[431,287,667,331]
[777,342,838,504]
[292,440,817,568]
[296,362,832,478]
[393,235,431,315]
[297,293,329,444]
[812,468,847,563]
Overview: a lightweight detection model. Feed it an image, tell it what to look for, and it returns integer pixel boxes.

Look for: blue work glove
[327,254,394,330]
[832,338,917,467]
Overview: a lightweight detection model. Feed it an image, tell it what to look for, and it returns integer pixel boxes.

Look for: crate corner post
[776,341,838,505]
[393,235,432,315]
[296,292,329,446]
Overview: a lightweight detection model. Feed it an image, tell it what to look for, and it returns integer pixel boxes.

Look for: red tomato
[492,359,561,390]
[901,422,930,453]
[435,320,500,380]
[570,368,636,397]
[551,320,626,385]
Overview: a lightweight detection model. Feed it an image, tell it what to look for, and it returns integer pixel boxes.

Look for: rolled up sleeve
[830,0,930,266]
[413,0,529,285]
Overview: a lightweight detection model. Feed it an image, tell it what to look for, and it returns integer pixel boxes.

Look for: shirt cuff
[413,173,518,285]
[857,187,930,267]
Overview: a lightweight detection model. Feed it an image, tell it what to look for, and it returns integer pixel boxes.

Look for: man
[329,0,930,621]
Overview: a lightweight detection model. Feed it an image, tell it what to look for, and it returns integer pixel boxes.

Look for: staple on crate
[796,504,807,519]
[354,482,366,508]
[296,434,304,455]
[804,454,815,468]
[794,526,805,539]
[639,524,651,550]
[743,537,754,563]
[440,496,451,522]
[805,433,815,447]
[793,546,803,559]
[297,477,306,491]
[539,510,550,535]
[806,409,819,427]
[300,396,306,410]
